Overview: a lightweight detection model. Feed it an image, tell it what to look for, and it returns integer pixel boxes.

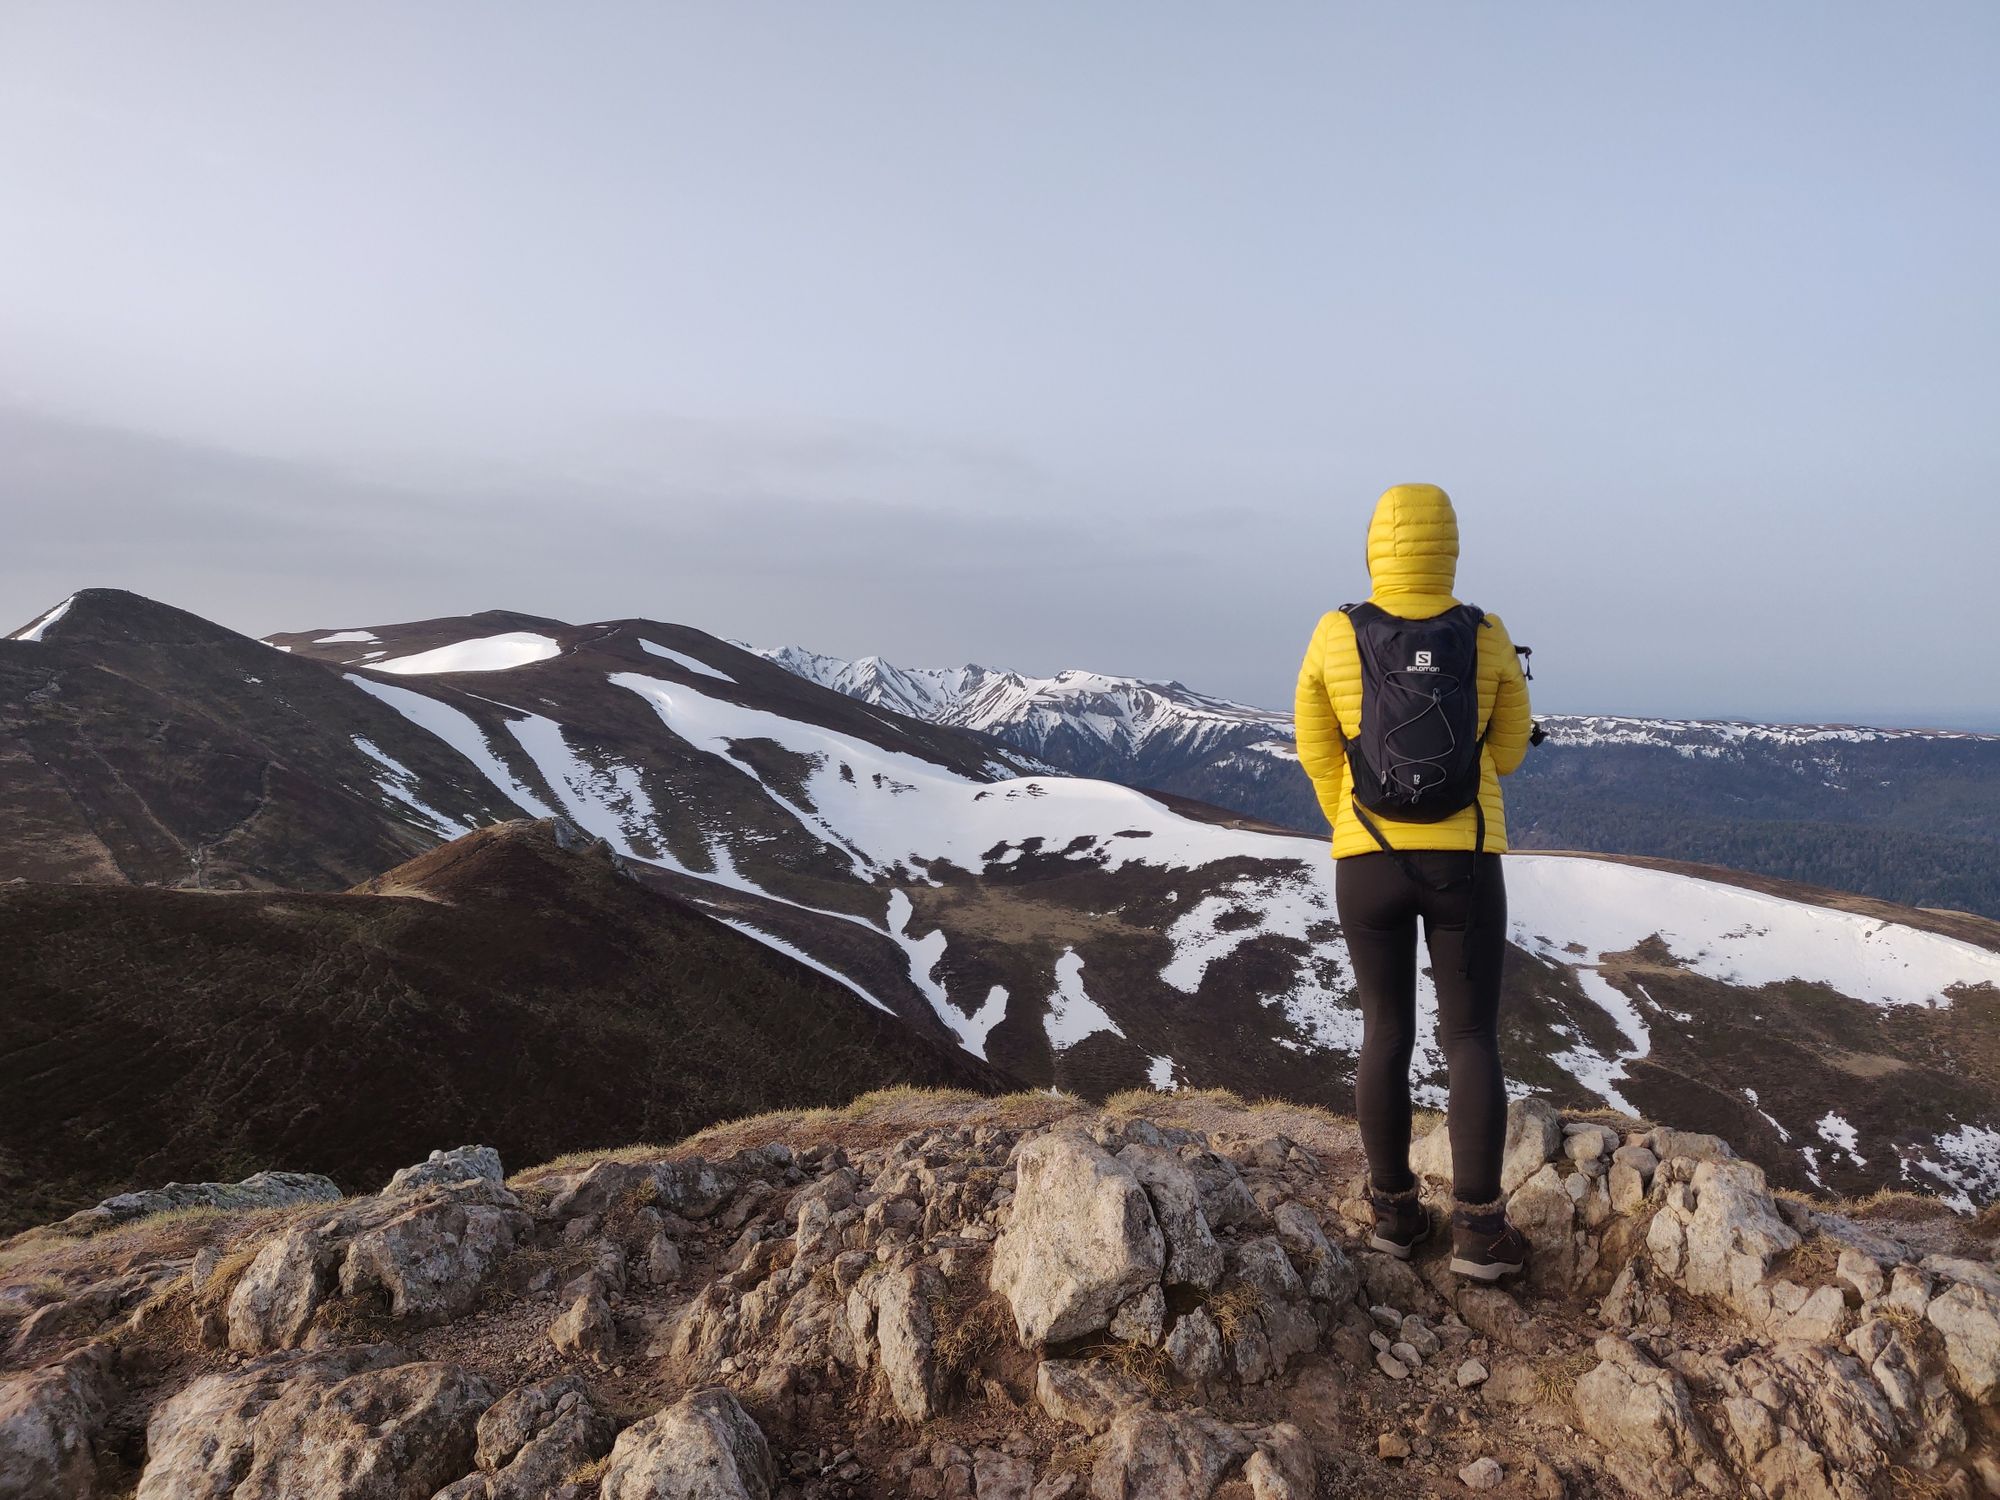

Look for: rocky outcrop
[55,1170,342,1236]
[1572,1336,1727,1495]
[225,1174,531,1353]
[602,1387,774,1500]
[435,1375,614,1500]
[7,1101,2000,1500]
[137,1345,489,1499]
[0,1343,116,1499]
[384,1145,503,1196]
[989,1133,1164,1344]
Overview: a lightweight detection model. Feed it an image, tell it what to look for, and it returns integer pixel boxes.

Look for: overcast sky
[3,5,1996,726]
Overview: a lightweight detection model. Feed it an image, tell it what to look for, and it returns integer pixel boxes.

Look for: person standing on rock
[1294,482,1534,1281]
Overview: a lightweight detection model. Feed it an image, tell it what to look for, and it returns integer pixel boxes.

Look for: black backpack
[1337,600,1491,858]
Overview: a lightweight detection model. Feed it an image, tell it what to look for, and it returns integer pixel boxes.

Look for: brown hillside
[0,820,1012,1234]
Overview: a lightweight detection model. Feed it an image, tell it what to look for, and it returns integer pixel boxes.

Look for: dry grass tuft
[1102,1088,1164,1114]
[933,1292,1013,1398]
[1772,1234,1842,1287]
[1203,1282,1265,1351]
[1533,1347,1600,1405]
[1101,1338,1174,1400]
[192,1241,264,1314]
[1885,1463,1966,1499]
[564,1455,611,1486]
[1044,1440,1096,1484]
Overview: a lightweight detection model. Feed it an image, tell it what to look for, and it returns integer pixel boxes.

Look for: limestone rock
[225,1220,342,1354]
[1272,1201,1357,1305]
[1457,1358,1489,1388]
[1228,1237,1318,1379]
[1650,1129,1735,1164]
[1645,1158,1798,1321]
[1165,1309,1224,1384]
[1116,1144,1223,1290]
[1506,1164,1577,1293]
[339,1191,533,1326]
[874,1263,944,1421]
[1170,1146,1261,1232]
[973,1448,1035,1500]
[56,1170,342,1235]
[1781,1283,1851,1344]
[1847,1317,1965,1469]
[1411,1120,1453,1185]
[0,1343,117,1500]
[138,1346,490,1500]
[1612,1143,1658,1177]
[1459,1456,1504,1490]
[1501,1098,1565,1195]
[990,1133,1164,1345]
[1926,1279,2000,1403]
[1714,1341,1899,1498]
[435,1375,615,1500]
[1087,1408,1250,1500]
[1836,1248,1886,1305]
[1571,1336,1725,1497]
[385,1145,504,1195]
[1608,1162,1647,1215]
[549,1280,616,1364]
[1108,1284,1165,1347]
[1564,1124,1614,1163]
[1243,1423,1314,1500]
[1036,1359,1146,1435]
[602,1387,774,1500]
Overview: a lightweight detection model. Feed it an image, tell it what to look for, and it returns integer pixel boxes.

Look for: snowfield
[372,632,562,675]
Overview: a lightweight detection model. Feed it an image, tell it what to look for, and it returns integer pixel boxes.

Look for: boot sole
[1450,1255,1525,1283]
[1368,1233,1416,1260]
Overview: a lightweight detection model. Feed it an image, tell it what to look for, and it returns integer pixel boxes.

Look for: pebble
[1378,1432,1411,1460]
[1457,1358,1489,1388]
[1376,1351,1410,1380]
[1390,1340,1422,1368]
[1459,1456,1504,1490]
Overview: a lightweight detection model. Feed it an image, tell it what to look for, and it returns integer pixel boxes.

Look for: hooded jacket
[1293,483,1532,858]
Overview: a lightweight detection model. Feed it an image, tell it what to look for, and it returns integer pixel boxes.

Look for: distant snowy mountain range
[756,646,2000,920]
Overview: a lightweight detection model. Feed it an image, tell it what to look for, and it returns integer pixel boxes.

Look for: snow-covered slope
[9,590,2000,1206]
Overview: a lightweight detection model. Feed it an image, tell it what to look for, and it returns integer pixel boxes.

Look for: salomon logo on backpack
[1338,601,1488,831]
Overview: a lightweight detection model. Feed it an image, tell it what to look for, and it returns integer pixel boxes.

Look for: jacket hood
[1366,482,1460,615]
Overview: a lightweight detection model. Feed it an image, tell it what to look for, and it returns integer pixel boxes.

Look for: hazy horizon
[5,5,1996,728]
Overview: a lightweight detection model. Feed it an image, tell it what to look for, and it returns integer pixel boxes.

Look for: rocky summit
[5,1091,2000,1499]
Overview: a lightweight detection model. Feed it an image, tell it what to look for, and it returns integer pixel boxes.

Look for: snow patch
[12,595,75,642]
[344,675,555,819]
[709,917,893,1014]
[351,736,471,838]
[1044,949,1125,1050]
[1507,857,2000,1009]
[373,632,561,675]
[641,640,737,682]
[1816,1111,1867,1167]
[314,630,379,645]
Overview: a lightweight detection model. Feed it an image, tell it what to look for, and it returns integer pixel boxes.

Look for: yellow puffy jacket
[1294,483,1532,858]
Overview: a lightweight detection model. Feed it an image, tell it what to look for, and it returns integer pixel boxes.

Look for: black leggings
[1336,851,1508,1204]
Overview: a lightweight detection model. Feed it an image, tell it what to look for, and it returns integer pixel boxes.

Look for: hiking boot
[1367,1184,1430,1260]
[1449,1199,1527,1282]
